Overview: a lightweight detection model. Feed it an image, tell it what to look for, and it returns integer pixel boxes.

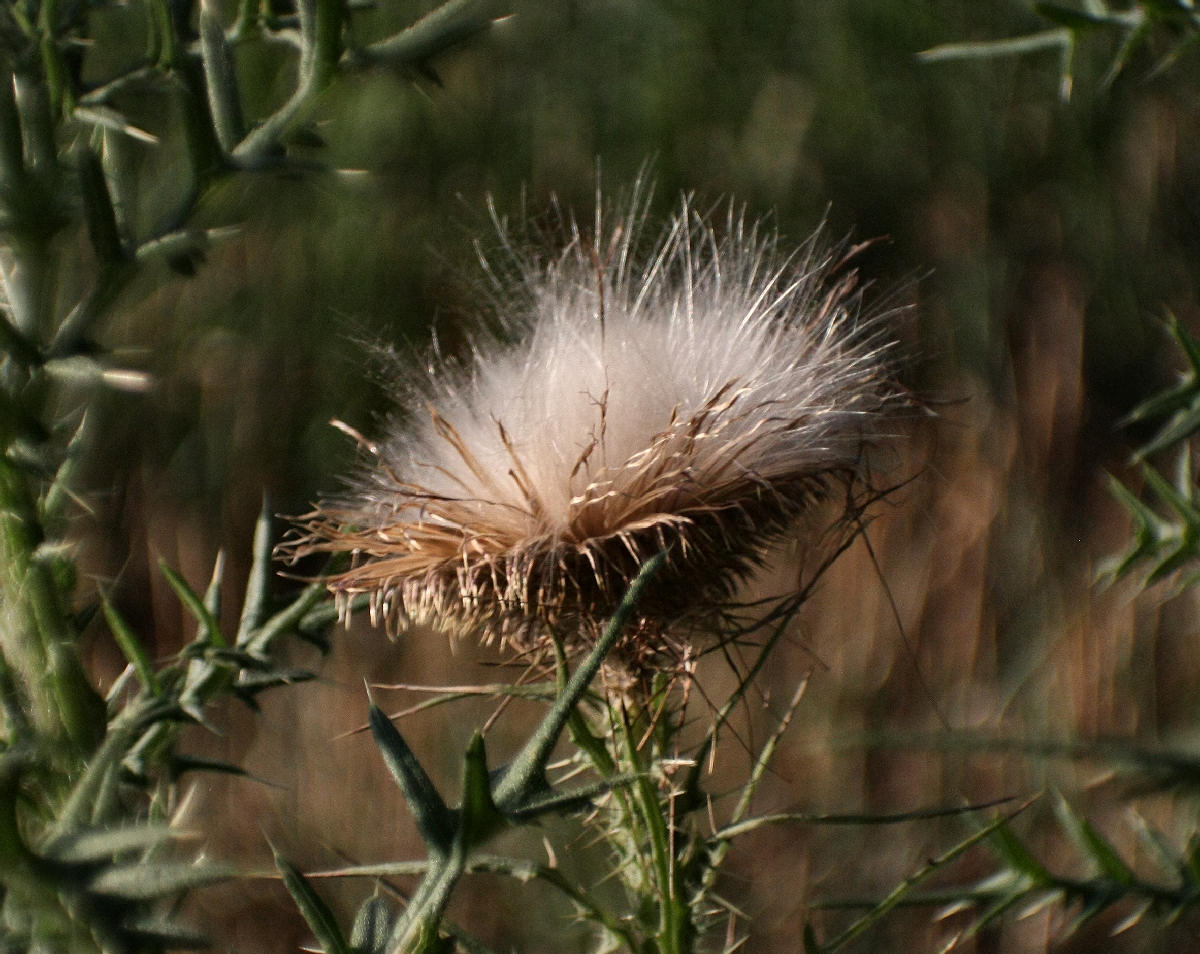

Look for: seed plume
[288,190,905,673]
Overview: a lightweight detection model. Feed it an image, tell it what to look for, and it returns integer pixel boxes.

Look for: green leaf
[359,0,508,68]
[199,0,246,153]
[237,498,273,645]
[43,823,176,864]
[233,667,316,695]
[168,754,254,780]
[814,798,1037,952]
[205,549,224,619]
[1102,473,1166,580]
[244,579,330,657]
[77,146,124,267]
[160,560,227,647]
[458,733,503,846]
[1052,792,1135,884]
[103,598,162,697]
[714,795,1021,841]
[988,818,1053,884]
[350,896,397,954]
[369,704,454,852]
[88,860,234,899]
[275,850,354,954]
[507,774,640,821]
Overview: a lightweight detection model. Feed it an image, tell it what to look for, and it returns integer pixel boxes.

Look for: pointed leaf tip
[369,704,454,851]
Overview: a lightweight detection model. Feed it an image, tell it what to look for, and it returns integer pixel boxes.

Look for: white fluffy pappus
[290,191,906,671]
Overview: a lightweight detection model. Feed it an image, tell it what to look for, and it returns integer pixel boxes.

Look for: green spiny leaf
[77,146,124,267]
[988,818,1053,884]
[237,498,272,645]
[244,580,330,657]
[102,598,162,697]
[205,549,224,618]
[233,667,315,695]
[369,703,454,852]
[168,754,254,780]
[507,774,640,821]
[350,895,397,954]
[275,850,354,954]
[87,860,234,899]
[459,733,503,846]
[43,823,176,864]
[1052,792,1135,885]
[160,560,227,647]
[199,0,246,153]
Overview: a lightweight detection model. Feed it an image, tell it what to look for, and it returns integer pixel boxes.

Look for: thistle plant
[280,193,912,952]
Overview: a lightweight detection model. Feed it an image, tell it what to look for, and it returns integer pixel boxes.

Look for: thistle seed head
[288,191,906,673]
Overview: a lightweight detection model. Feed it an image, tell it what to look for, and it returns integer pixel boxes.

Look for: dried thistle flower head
[289,191,904,672]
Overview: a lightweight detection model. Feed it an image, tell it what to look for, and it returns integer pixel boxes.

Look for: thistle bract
[290,193,903,671]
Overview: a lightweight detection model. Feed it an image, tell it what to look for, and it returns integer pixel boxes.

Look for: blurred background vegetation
[61,0,1200,950]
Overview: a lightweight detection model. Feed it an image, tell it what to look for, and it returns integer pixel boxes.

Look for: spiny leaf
[233,667,316,695]
[88,860,234,899]
[963,886,1037,937]
[369,704,454,852]
[1052,792,1135,885]
[350,895,398,954]
[275,850,354,954]
[199,0,246,152]
[358,0,508,68]
[160,560,227,647]
[988,818,1053,884]
[507,774,641,821]
[42,823,177,864]
[458,733,503,846]
[244,580,332,657]
[237,498,273,645]
[1103,473,1168,580]
[205,549,224,619]
[77,145,124,267]
[168,754,254,780]
[102,598,162,697]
